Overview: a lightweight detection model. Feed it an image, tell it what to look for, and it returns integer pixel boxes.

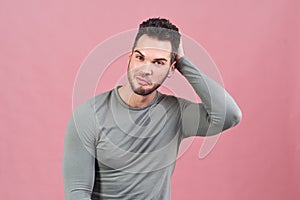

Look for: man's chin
[133,84,160,96]
[133,87,154,96]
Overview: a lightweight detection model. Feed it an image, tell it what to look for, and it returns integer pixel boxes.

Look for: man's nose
[141,63,153,75]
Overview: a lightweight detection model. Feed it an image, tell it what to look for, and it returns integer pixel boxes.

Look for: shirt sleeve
[62,99,98,200]
[176,56,242,138]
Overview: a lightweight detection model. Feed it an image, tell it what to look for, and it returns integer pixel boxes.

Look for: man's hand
[176,38,185,61]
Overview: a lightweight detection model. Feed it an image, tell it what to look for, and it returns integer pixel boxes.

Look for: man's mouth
[136,76,151,86]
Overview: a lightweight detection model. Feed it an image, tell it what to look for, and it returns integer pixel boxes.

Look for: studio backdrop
[0,0,299,199]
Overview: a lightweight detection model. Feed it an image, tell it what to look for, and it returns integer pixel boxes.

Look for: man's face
[127,34,174,96]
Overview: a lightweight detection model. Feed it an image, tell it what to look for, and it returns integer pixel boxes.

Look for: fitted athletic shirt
[63,56,242,200]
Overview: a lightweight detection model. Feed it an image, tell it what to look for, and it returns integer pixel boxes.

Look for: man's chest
[94,108,182,173]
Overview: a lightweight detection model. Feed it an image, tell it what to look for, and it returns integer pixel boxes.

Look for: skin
[118,34,184,108]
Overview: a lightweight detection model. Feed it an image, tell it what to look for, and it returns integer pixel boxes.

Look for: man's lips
[136,76,151,86]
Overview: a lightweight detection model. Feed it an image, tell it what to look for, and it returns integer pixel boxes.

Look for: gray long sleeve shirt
[62,56,242,199]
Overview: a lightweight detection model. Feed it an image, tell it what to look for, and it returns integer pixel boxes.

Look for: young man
[63,18,242,200]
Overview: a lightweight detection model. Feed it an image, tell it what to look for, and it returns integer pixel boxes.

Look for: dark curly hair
[132,17,181,64]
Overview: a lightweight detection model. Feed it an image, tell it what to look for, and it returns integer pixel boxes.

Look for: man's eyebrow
[134,50,168,62]
[153,58,168,62]
[134,50,144,57]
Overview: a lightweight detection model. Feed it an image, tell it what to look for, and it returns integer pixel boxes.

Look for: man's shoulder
[157,92,183,107]
[93,89,114,102]
[157,92,195,108]
[157,92,189,102]
[72,89,114,114]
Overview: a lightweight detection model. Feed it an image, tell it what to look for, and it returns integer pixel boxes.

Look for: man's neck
[117,84,157,108]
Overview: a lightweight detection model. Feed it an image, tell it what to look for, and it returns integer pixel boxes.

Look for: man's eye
[154,61,164,65]
[135,55,144,60]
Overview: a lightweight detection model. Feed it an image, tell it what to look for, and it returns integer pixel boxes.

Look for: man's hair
[132,17,181,64]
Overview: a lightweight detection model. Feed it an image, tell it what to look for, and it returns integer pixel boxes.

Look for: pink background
[1,0,299,199]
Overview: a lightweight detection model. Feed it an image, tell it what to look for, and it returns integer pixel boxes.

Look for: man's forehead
[134,35,173,55]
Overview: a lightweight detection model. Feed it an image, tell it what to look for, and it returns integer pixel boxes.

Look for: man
[63,17,242,200]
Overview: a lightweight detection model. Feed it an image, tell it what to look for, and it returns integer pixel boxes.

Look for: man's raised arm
[175,42,242,137]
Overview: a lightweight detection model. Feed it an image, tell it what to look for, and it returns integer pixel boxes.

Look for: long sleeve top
[62,56,242,200]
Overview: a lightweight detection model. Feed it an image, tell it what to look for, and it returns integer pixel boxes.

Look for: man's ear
[168,61,176,78]
[127,52,132,64]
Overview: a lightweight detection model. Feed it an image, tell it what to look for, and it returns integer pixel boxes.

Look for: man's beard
[131,81,161,96]
[127,71,162,96]
[127,63,168,96]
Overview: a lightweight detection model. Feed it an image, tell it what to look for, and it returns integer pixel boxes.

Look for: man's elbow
[223,107,242,131]
[232,107,242,126]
